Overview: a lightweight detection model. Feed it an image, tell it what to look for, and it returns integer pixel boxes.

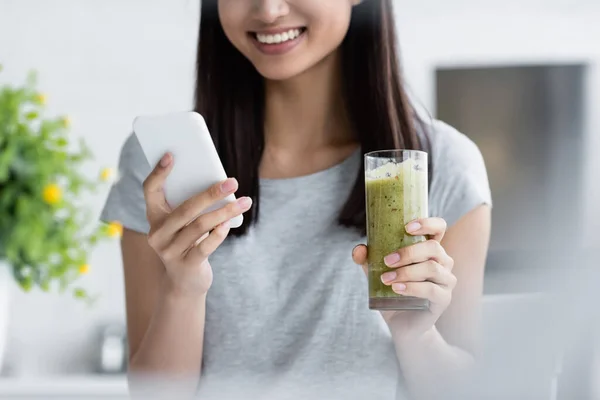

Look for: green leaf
[25,111,38,120]
[40,280,50,292]
[0,141,17,178]
[26,71,37,87]
[88,234,98,245]
[20,276,33,292]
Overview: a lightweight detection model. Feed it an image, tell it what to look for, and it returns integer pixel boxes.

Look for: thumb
[352,244,368,275]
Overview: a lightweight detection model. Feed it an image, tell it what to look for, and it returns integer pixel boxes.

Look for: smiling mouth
[249,27,307,45]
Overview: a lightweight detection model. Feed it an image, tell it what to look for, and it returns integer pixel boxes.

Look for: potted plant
[0,64,121,370]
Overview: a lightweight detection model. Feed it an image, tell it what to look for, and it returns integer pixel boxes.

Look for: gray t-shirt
[100,118,491,400]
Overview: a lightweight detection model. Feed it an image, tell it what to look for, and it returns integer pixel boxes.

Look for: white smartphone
[133,111,243,228]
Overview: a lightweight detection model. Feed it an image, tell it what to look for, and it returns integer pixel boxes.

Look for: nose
[251,0,290,24]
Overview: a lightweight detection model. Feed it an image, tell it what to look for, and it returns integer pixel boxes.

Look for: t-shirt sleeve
[428,120,493,227]
[99,133,152,234]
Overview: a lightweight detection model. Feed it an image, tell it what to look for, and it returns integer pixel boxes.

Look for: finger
[380,260,457,288]
[160,178,239,237]
[169,197,252,255]
[143,153,174,224]
[405,217,447,242]
[352,244,367,265]
[352,244,368,275]
[186,221,231,264]
[390,281,451,306]
[384,239,453,269]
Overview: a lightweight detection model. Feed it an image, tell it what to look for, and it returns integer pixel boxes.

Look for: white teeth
[256,29,302,44]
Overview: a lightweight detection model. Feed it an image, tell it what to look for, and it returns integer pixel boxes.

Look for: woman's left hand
[352,217,456,345]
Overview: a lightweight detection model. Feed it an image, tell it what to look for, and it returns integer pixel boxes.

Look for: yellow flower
[107,221,123,238]
[42,183,62,205]
[99,167,115,182]
[60,116,71,128]
[78,264,90,274]
[34,93,47,105]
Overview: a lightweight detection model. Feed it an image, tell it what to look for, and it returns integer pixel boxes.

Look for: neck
[263,50,354,152]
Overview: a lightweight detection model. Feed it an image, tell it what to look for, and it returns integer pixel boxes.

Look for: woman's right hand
[142,152,252,296]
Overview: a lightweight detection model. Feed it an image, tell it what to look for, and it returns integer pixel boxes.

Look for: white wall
[0,0,598,375]
[392,1,600,247]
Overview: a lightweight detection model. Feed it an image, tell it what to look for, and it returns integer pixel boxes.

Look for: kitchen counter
[0,375,128,399]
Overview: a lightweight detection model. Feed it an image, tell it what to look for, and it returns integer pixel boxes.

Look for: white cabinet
[0,376,128,400]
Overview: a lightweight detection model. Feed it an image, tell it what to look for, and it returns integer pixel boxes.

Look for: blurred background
[0,0,598,399]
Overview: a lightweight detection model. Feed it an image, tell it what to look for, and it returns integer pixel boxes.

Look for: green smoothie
[365,158,428,303]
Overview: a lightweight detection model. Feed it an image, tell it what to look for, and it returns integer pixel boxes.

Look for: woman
[101,0,492,399]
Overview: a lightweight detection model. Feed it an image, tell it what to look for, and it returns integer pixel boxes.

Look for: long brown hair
[195,0,427,236]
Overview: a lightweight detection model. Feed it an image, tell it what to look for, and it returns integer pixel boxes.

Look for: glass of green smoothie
[365,150,430,311]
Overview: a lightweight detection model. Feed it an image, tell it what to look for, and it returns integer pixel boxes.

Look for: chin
[253,62,310,81]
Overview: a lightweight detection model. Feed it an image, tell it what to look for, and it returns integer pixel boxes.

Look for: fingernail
[406,221,421,233]
[384,253,400,266]
[160,153,172,167]
[237,197,252,210]
[392,283,406,293]
[221,178,237,193]
[381,271,397,283]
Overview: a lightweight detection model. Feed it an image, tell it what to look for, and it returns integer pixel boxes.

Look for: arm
[119,153,250,398]
[393,205,491,399]
[121,229,206,399]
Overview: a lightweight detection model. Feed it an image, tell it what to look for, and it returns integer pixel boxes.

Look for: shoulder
[99,132,152,234]
[117,132,152,181]
[417,118,492,226]
[421,118,485,173]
